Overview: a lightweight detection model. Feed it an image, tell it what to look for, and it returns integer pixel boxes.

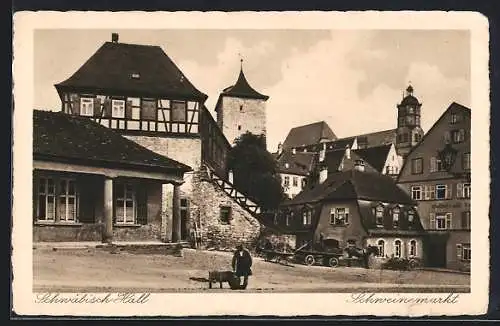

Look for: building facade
[52,33,264,249]
[275,149,315,199]
[397,102,471,271]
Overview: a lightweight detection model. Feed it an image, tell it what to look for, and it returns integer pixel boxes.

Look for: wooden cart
[294,248,344,267]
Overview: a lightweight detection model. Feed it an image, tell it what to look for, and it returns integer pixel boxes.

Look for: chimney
[319,165,328,184]
[354,159,365,172]
[277,142,283,155]
[319,142,326,162]
[345,145,351,159]
[292,148,296,155]
[112,33,119,43]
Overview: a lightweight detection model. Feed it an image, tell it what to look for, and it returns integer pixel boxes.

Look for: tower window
[238,125,242,131]
[240,105,243,112]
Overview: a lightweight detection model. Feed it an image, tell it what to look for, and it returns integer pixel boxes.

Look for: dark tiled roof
[277,150,316,176]
[221,68,269,100]
[284,170,414,206]
[400,94,421,106]
[34,110,192,173]
[282,121,337,149]
[353,144,392,172]
[56,41,207,100]
[353,129,397,148]
[323,149,378,173]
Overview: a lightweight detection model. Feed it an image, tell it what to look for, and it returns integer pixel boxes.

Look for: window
[457,183,471,199]
[394,240,402,258]
[416,115,420,125]
[462,153,471,170]
[392,207,400,227]
[461,211,471,229]
[377,240,385,257]
[238,125,242,131]
[129,97,141,120]
[407,209,415,225]
[436,184,447,200]
[171,101,187,122]
[37,177,56,221]
[444,131,451,144]
[398,117,405,126]
[411,186,422,200]
[240,105,243,112]
[292,177,298,187]
[284,176,290,187]
[115,184,136,224]
[112,99,125,118]
[141,99,156,120]
[451,113,461,124]
[285,214,290,226]
[220,206,232,224]
[301,178,307,189]
[58,179,77,222]
[462,243,471,261]
[411,158,423,174]
[414,133,420,143]
[330,207,349,225]
[273,214,278,225]
[408,106,414,114]
[452,129,466,143]
[406,116,415,125]
[430,157,445,172]
[431,213,452,230]
[409,240,417,256]
[463,183,471,198]
[80,97,94,116]
[424,185,436,200]
[302,210,312,225]
[375,205,384,226]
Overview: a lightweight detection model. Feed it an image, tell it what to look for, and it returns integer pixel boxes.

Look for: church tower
[215,60,269,146]
[396,84,425,157]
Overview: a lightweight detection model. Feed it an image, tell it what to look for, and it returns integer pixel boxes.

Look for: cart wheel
[304,255,315,266]
[328,257,339,268]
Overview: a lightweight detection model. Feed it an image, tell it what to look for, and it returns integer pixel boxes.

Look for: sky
[34,29,470,152]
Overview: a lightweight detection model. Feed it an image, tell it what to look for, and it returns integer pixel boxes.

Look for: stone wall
[33,223,102,242]
[112,221,162,242]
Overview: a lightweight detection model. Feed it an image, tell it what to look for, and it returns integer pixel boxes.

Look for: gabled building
[354,143,403,179]
[33,110,191,242]
[276,149,315,199]
[397,102,471,271]
[277,158,426,266]
[281,121,337,150]
[51,33,264,249]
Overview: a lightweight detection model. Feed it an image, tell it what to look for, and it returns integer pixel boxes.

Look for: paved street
[33,247,470,293]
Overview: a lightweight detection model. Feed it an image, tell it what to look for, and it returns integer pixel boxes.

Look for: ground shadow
[189,277,209,283]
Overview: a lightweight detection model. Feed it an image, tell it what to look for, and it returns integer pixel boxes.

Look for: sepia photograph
[12,11,489,316]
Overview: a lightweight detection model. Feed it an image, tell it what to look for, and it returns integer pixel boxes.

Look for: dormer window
[392,206,400,228]
[80,97,94,116]
[375,204,384,226]
[131,73,140,79]
[112,99,125,118]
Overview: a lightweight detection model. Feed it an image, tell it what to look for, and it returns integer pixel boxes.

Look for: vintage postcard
[12,11,490,316]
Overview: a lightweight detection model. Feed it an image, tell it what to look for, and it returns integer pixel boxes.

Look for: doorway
[425,234,447,268]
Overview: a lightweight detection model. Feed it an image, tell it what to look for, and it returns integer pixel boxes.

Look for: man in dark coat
[232,244,253,289]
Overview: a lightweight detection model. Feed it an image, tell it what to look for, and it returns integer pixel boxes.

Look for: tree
[227,132,285,210]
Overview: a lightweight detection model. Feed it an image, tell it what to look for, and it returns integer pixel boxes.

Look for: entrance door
[180,198,189,240]
[426,235,447,268]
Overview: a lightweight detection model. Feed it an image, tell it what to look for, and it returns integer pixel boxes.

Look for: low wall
[33,223,103,242]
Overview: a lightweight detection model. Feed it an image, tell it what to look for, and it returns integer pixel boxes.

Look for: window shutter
[445,184,452,199]
[456,244,462,258]
[445,213,452,229]
[330,208,335,224]
[345,207,349,224]
[457,183,463,198]
[430,157,437,172]
[71,95,81,115]
[104,98,112,117]
[460,129,466,141]
[125,100,133,119]
[429,213,435,229]
[93,98,101,115]
[136,187,148,225]
[424,185,430,200]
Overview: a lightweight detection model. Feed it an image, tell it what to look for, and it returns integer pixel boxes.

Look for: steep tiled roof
[282,121,337,149]
[353,144,392,172]
[277,150,315,176]
[221,68,269,100]
[353,129,397,148]
[34,110,192,173]
[284,170,414,206]
[323,149,377,173]
[55,41,207,100]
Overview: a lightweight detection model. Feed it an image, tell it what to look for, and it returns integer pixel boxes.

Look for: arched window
[377,239,385,257]
[409,239,417,257]
[394,239,402,258]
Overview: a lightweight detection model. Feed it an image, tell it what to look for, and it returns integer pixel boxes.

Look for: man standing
[232,244,253,289]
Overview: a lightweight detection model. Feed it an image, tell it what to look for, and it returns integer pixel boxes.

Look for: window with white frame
[112,99,125,118]
[409,239,417,256]
[57,179,77,222]
[283,176,290,187]
[411,185,422,200]
[407,209,415,225]
[80,97,94,116]
[431,213,452,230]
[377,239,385,257]
[463,183,471,198]
[37,177,56,221]
[436,184,447,200]
[302,209,312,225]
[115,183,136,224]
[292,176,298,187]
[330,207,349,225]
[424,185,436,200]
[392,207,400,227]
[411,158,423,174]
[462,243,471,261]
[285,213,290,226]
[462,152,471,170]
[394,239,402,258]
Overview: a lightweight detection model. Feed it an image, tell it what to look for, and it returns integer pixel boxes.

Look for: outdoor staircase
[203,165,262,217]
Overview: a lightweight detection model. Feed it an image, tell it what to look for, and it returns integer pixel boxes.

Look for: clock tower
[396,84,425,157]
